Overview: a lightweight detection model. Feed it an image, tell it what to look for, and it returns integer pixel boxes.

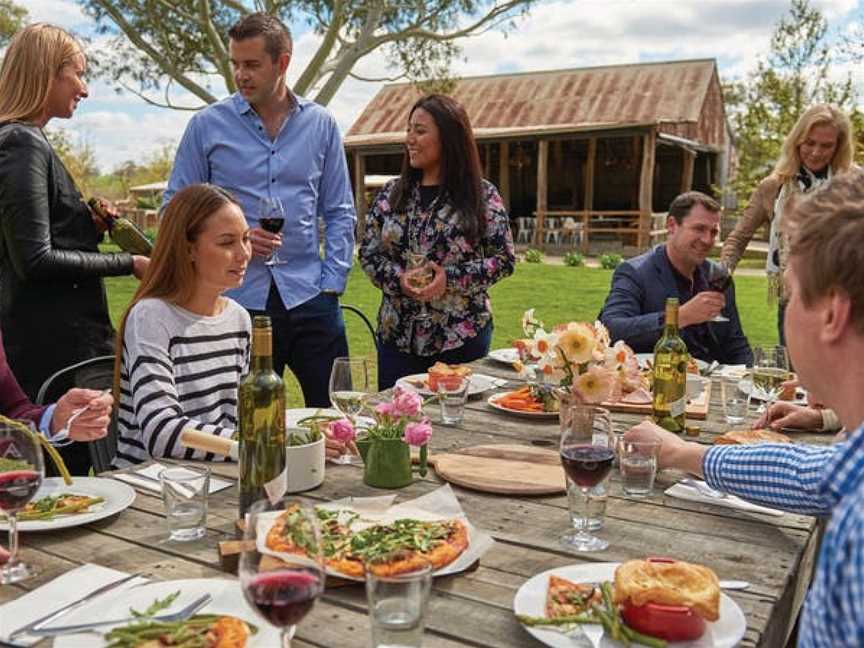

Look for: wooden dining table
[2,357,831,647]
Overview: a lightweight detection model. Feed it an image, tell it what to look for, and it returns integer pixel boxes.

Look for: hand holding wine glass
[558,406,615,552]
[0,420,44,584]
[258,197,286,266]
[404,252,434,320]
[703,260,732,322]
[240,499,326,648]
[327,357,368,465]
[751,346,791,412]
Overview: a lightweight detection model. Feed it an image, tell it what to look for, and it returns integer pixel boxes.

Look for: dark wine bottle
[652,298,689,434]
[238,316,287,517]
[87,198,153,256]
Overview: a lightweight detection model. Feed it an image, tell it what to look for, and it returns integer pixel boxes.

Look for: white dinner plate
[487,348,520,365]
[514,562,747,648]
[396,373,500,397]
[53,578,280,647]
[737,379,806,405]
[636,353,709,372]
[1,477,136,533]
[487,392,559,419]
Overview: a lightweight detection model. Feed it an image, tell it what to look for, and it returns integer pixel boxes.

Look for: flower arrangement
[515,309,647,404]
[326,386,432,473]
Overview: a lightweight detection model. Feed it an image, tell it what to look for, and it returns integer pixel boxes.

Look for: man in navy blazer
[599,191,753,365]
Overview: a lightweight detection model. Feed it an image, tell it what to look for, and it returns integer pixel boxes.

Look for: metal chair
[340,304,378,353]
[36,355,118,474]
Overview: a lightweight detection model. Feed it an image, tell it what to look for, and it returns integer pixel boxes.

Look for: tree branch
[221,0,249,14]
[294,0,344,95]
[91,0,218,104]
[196,0,234,92]
[348,70,407,83]
[119,80,207,110]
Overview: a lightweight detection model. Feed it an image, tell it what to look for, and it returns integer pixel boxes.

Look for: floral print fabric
[360,179,515,356]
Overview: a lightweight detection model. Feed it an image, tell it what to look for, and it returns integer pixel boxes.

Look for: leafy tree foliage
[0,0,28,49]
[78,0,534,109]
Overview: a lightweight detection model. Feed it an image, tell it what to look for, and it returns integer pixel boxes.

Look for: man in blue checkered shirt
[626,167,864,647]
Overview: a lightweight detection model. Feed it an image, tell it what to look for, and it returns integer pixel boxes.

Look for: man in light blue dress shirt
[163,13,356,407]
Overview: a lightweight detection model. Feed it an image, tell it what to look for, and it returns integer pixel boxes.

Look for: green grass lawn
[105,262,778,407]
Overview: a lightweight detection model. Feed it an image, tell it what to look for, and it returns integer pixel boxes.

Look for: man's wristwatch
[322,289,341,297]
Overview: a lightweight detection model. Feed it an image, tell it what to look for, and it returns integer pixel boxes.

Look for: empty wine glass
[259,197,286,266]
[0,420,45,584]
[328,357,369,465]
[406,251,434,321]
[703,260,732,322]
[751,346,791,413]
[558,405,615,552]
[240,498,326,647]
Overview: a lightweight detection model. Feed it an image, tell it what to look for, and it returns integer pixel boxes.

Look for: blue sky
[19,0,863,172]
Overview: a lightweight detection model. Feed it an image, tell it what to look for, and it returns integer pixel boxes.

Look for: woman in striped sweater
[113,184,252,466]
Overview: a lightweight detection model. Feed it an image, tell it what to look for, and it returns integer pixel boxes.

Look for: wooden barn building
[344,58,733,252]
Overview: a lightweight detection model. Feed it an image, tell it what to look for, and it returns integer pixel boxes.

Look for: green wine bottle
[87,198,153,256]
[238,316,286,516]
[652,298,689,434]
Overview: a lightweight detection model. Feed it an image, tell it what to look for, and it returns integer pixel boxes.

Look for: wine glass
[558,405,615,552]
[0,420,45,584]
[240,498,326,648]
[703,260,732,322]
[751,346,791,413]
[328,357,369,466]
[259,197,286,266]
[406,251,433,320]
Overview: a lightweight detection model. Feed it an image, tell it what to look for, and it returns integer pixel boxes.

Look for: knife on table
[8,571,142,640]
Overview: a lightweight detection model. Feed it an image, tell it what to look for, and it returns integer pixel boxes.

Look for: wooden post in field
[499,141,510,210]
[353,153,367,241]
[638,130,656,249]
[583,137,596,254]
[536,139,548,248]
[681,148,696,193]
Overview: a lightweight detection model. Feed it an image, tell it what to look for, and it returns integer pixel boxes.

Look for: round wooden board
[433,444,565,495]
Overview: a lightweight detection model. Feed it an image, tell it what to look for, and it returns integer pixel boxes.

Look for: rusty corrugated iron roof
[345,58,718,148]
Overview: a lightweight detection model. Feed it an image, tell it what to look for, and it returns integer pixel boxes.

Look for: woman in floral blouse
[360,94,515,389]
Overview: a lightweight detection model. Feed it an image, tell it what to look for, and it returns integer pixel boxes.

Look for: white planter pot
[285,435,325,493]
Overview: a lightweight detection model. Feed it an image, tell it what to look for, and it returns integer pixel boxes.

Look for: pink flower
[374,401,395,418]
[391,386,423,418]
[326,418,356,443]
[572,365,617,404]
[403,418,433,447]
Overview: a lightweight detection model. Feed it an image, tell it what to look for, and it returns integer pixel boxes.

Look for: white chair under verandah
[561,217,584,247]
[544,217,562,245]
[516,217,535,244]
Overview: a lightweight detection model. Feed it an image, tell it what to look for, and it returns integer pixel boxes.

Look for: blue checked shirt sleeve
[703,443,836,515]
[317,119,356,294]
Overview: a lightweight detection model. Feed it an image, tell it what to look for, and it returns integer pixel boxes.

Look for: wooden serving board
[433,444,565,495]
[602,380,712,420]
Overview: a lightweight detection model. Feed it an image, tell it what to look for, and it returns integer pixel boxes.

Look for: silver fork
[30,593,212,636]
[56,389,110,438]
[680,478,728,499]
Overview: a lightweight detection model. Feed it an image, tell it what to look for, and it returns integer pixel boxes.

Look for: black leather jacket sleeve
[0,125,134,282]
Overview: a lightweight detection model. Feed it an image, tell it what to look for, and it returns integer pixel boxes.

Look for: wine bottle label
[669,396,686,418]
[264,466,287,504]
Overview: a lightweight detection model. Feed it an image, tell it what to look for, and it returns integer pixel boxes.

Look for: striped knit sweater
[114,297,251,467]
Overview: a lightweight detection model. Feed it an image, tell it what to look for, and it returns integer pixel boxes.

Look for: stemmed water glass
[328,357,369,465]
[258,197,286,266]
[406,251,434,321]
[704,260,732,322]
[0,420,45,584]
[558,405,615,552]
[751,346,791,413]
[240,498,326,648]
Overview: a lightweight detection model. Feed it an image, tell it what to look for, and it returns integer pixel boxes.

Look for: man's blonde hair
[0,23,83,124]
[772,104,854,184]
[788,168,864,333]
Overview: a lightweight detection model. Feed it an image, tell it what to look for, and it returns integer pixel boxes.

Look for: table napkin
[0,563,148,646]
[665,481,785,517]
[112,462,233,494]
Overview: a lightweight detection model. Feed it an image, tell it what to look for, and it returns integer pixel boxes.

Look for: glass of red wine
[559,405,615,552]
[258,197,286,266]
[0,420,44,584]
[704,260,732,322]
[240,498,326,647]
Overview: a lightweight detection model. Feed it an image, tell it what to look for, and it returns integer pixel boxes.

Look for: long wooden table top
[4,357,832,647]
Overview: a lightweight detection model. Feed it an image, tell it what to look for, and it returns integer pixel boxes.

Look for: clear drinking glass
[567,478,607,531]
[0,420,44,584]
[721,377,749,424]
[558,405,615,551]
[704,260,732,322]
[328,357,369,465]
[436,375,470,426]
[159,465,210,541]
[366,557,432,648]
[240,499,326,648]
[406,251,433,320]
[259,197,286,266]
[751,346,791,413]
[619,439,660,497]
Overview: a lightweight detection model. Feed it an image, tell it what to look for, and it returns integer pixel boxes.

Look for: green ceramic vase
[361,438,427,489]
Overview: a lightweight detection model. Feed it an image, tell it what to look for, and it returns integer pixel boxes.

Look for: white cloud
[22,0,88,28]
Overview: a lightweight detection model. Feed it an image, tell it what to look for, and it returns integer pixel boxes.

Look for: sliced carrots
[496,387,545,412]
